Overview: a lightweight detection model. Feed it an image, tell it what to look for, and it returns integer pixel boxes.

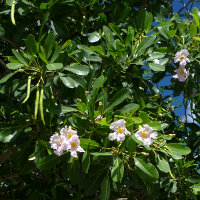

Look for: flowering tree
[0,0,200,199]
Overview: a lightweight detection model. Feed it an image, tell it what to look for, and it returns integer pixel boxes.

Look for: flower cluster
[173,49,190,82]
[135,124,157,146]
[108,119,131,142]
[50,126,85,158]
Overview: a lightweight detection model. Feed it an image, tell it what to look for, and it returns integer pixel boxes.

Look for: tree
[0,0,200,199]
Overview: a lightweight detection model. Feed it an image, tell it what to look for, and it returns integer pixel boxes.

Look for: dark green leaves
[0,127,18,143]
[25,34,37,55]
[106,89,130,112]
[134,157,159,182]
[111,157,124,182]
[46,63,63,71]
[36,155,64,170]
[100,176,110,200]
[0,25,5,37]
[64,63,90,75]
[136,35,156,56]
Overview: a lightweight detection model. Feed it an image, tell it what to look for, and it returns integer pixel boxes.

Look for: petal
[108,133,116,141]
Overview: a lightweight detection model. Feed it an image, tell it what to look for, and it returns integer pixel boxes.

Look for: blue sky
[158,0,200,123]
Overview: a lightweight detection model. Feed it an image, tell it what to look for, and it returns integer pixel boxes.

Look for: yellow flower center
[71,141,77,148]
[179,70,185,75]
[118,127,124,134]
[57,139,63,146]
[180,55,185,60]
[67,133,72,139]
[141,131,148,138]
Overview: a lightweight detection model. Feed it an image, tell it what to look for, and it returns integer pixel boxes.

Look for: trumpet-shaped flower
[173,66,189,82]
[49,126,84,158]
[50,133,66,156]
[135,124,157,147]
[60,125,77,140]
[68,135,85,158]
[108,119,131,142]
[174,49,190,66]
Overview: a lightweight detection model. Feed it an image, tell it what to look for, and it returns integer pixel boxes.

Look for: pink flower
[174,49,190,66]
[173,66,189,82]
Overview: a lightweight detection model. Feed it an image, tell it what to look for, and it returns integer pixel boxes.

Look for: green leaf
[166,143,191,155]
[12,49,27,65]
[127,136,136,154]
[125,26,135,46]
[92,75,104,95]
[0,25,5,37]
[91,152,113,156]
[0,127,18,143]
[136,35,156,56]
[134,157,159,182]
[80,138,100,149]
[0,71,18,84]
[147,121,161,130]
[132,117,143,124]
[82,151,90,174]
[190,22,197,38]
[6,63,23,70]
[50,46,61,63]
[88,31,101,43]
[192,13,199,28]
[111,157,124,182]
[48,105,77,115]
[156,154,170,173]
[77,45,94,54]
[106,89,130,112]
[100,176,110,200]
[25,34,37,55]
[103,26,115,50]
[44,32,55,58]
[60,76,76,88]
[109,23,123,41]
[120,103,139,114]
[148,63,165,71]
[64,63,89,75]
[144,12,153,33]
[46,63,63,71]
[36,155,63,170]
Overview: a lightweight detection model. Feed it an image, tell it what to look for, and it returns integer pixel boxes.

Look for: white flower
[154,59,160,64]
[173,66,189,82]
[174,49,190,66]
[50,133,66,156]
[50,126,84,158]
[60,125,77,140]
[68,135,85,158]
[135,124,157,147]
[108,119,131,142]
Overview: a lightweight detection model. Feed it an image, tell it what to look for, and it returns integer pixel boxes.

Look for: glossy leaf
[134,157,159,182]
[166,143,191,155]
[64,63,89,75]
[46,63,63,71]
[156,154,170,173]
